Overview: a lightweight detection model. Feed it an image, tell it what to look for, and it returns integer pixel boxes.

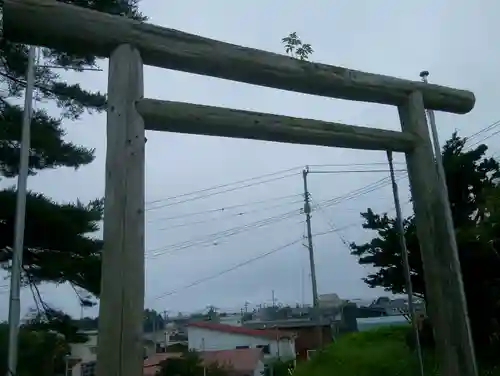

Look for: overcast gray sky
[1,0,499,319]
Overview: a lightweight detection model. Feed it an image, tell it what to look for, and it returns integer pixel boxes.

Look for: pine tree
[0,0,146,297]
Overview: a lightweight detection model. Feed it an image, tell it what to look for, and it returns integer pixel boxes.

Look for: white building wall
[69,332,98,376]
[276,339,295,360]
[187,327,295,360]
[253,360,265,376]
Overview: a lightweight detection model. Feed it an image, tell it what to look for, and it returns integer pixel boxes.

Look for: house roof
[243,318,332,329]
[143,353,183,376]
[202,348,263,372]
[143,352,183,367]
[143,349,262,376]
[187,321,295,339]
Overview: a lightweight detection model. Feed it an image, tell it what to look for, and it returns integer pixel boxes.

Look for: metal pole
[419,71,477,376]
[202,338,206,376]
[154,313,158,352]
[65,356,69,376]
[302,166,322,347]
[386,151,425,376]
[6,46,36,376]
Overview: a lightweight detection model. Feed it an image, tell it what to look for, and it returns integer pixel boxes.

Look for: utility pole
[302,166,322,347]
[387,151,424,376]
[163,310,170,352]
[6,45,36,376]
[153,314,157,352]
[271,290,276,308]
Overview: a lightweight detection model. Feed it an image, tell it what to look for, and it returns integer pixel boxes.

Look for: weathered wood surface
[399,91,477,376]
[97,45,145,376]
[136,98,417,152]
[4,0,474,114]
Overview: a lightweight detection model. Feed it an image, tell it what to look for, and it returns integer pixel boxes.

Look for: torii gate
[3,1,477,375]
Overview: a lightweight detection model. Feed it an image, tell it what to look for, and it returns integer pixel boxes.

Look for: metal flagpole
[6,46,36,376]
[386,151,424,376]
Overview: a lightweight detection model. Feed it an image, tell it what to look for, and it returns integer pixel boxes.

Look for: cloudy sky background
[1,0,499,319]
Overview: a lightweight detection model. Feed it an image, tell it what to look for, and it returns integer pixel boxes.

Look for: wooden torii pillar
[3,1,477,375]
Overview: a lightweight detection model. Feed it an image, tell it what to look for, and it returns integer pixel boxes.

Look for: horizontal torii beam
[4,0,475,114]
[136,99,417,152]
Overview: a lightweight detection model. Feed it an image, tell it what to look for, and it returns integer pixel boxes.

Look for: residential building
[218,313,244,326]
[318,293,344,309]
[68,328,182,376]
[368,296,426,316]
[68,330,98,376]
[202,349,265,376]
[187,321,296,361]
[243,318,334,360]
[144,349,265,376]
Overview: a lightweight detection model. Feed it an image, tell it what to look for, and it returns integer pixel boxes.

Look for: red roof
[143,349,262,376]
[187,321,295,339]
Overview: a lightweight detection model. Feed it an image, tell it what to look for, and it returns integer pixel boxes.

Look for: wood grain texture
[399,92,477,376]
[4,0,474,114]
[97,44,145,376]
[136,98,417,152]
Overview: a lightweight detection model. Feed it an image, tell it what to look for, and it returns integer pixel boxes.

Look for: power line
[308,162,405,168]
[310,196,352,249]
[148,172,410,258]
[315,172,408,210]
[150,238,303,300]
[146,172,300,211]
[146,166,303,206]
[147,208,303,258]
[464,119,500,144]
[149,225,362,301]
[146,163,414,212]
[311,194,413,250]
[155,198,304,231]
[148,193,303,223]
[308,168,406,174]
[466,127,500,150]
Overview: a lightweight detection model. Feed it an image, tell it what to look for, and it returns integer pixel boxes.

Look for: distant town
[68,293,425,376]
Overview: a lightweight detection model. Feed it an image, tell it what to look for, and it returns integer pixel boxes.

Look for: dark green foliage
[0,314,87,376]
[0,0,146,297]
[166,343,189,352]
[405,317,434,351]
[294,326,500,375]
[350,133,500,356]
[23,308,89,344]
[282,32,313,61]
[75,316,99,331]
[143,308,165,333]
[293,326,442,376]
[73,309,169,332]
[156,351,230,376]
[267,359,296,376]
[0,189,103,295]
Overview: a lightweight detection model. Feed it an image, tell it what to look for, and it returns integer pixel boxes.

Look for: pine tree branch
[0,100,95,176]
[0,70,107,119]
